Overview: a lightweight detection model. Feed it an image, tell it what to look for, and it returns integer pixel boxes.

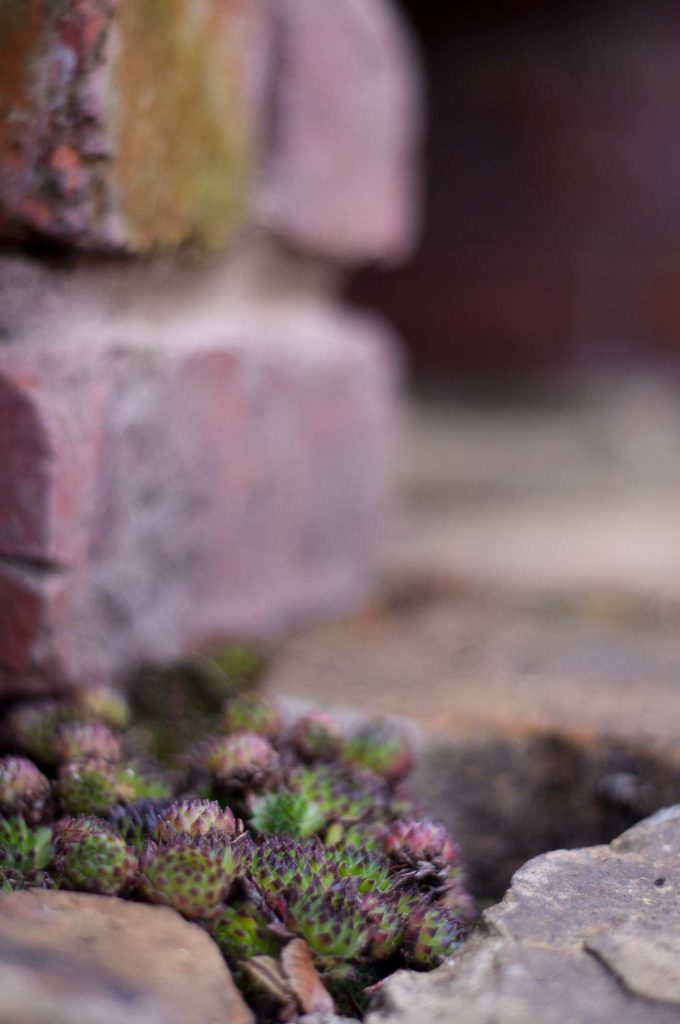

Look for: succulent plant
[335,845,393,894]
[343,719,413,784]
[0,816,53,874]
[381,817,458,869]
[54,720,123,764]
[3,701,71,765]
[107,798,173,851]
[0,868,23,893]
[282,883,372,967]
[405,904,467,969]
[212,643,269,687]
[289,711,344,763]
[328,821,384,853]
[0,686,472,1012]
[361,892,406,960]
[115,761,173,803]
[381,818,461,892]
[0,755,51,823]
[204,731,280,792]
[73,687,130,730]
[212,901,281,962]
[0,865,56,892]
[154,799,240,844]
[249,789,325,838]
[248,837,338,898]
[440,877,478,923]
[57,758,121,815]
[289,764,389,827]
[221,694,282,739]
[53,815,138,896]
[138,839,236,919]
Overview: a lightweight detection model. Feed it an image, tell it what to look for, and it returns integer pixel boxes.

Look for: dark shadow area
[417,731,680,902]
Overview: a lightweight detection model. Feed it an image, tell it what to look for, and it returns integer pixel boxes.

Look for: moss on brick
[111,0,254,252]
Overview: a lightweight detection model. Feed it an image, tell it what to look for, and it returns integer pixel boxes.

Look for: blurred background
[347,0,680,603]
[354,0,680,383]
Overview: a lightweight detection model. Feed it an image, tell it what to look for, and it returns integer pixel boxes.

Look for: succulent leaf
[212,901,281,961]
[405,904,467,969]
[250,790,325,838]
[0,816,53,873]
[283,884,372,966]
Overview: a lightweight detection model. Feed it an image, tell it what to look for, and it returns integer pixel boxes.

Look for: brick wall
[0,0,422,693]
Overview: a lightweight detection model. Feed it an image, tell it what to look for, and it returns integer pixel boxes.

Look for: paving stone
[0,889,253,1024]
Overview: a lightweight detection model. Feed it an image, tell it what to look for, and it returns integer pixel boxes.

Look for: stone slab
[0,889,253,1024]
[367,807,680,1024]
[0,0,260,252]
[0,248,399,692]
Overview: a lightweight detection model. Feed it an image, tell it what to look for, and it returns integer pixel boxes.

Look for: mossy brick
[0,0,260,252]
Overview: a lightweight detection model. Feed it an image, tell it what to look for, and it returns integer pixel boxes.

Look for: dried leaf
[281,938,335,1015]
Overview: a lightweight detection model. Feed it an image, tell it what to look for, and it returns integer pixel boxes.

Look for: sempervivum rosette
[154,798,241,844]
[54,815,137,896]
[139,838,236,919]
[404,904,467,969]
[0,755,51,823]
[343,719,413,784]
[204,731,281,792]
[221,694,282,740]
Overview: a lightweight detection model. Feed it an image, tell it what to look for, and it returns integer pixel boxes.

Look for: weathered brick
[258,0,422,264]
[0,0,260,252]
[0,252,399,692]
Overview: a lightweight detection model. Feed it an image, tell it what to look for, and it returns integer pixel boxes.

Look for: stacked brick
[0,0,421,693]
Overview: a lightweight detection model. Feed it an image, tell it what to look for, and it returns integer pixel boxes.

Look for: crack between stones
[0,553,67,577]
[584,942,680,1010]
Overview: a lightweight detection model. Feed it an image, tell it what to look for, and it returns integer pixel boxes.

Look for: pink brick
[0,256,398,693]
[258,0,422,264]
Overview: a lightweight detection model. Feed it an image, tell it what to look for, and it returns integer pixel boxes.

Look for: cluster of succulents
[0,681,474,1020]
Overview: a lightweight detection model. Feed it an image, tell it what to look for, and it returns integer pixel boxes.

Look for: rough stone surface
[0,889,253,1024]
[0,247,398,693]
[257,0,422,264]
[367,807,680,1024]
[0,0,260,252]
